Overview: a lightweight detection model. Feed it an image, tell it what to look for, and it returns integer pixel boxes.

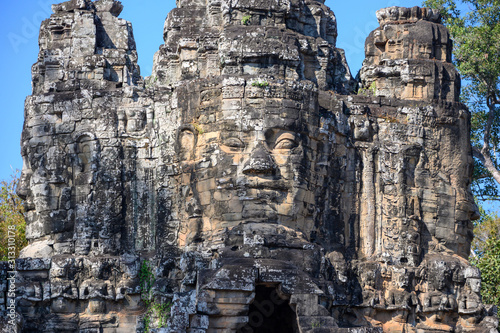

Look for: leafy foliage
[476,238,500,306]
[465,83,500,201]
[0,171,27,261]
[151,302,172,328]
[471,236,500,306]
[358,81,377,96]
[139,260,171,332]
[139,260,156,303]
[423,0,500,201]
[470,204,500,306]
[241,15,252,25]
[472,204,499,254]
[251,80,269,88]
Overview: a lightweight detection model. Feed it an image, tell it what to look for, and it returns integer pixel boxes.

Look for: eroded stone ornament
[6,0,497,332]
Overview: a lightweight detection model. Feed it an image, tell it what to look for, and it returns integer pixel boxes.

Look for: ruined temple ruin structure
[3,0,498,332]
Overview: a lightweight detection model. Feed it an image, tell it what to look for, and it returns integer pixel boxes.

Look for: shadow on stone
[239,285,299,333]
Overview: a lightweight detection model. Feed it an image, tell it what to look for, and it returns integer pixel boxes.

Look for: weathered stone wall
[5,0,498,332]
[359,7,460,102]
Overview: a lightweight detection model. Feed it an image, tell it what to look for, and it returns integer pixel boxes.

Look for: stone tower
[3,0,497,332]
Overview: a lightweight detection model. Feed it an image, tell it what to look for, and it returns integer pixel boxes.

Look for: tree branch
[473,146,500,185]
[475,173,493,180]
[473,146,486,163]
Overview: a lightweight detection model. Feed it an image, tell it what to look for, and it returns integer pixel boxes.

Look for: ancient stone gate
[2,0,498,332]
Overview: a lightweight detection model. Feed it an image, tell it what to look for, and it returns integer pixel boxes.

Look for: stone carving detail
[360,7,460,102]
[5,0,497,332]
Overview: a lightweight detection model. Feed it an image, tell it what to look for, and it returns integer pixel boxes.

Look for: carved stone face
[361,270,378,289]
[467,278,481,294]
[17,158,35,222]
[393,267,411,289]
[17,131,99,256]
[429,263,450,291]
[17,139,63,241]
[173,79,335,248]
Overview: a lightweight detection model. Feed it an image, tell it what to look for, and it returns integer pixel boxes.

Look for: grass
[252,80,269,88]
[242,15,251,25]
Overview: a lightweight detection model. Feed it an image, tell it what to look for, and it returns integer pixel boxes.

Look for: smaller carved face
[178,128,196,161]
[430,269,449,291]
[125,108,146,133]
[392,267,411,289]
[17,140,55,235]
[18,132,95,248]
[352,117,371,141]
[427,260,452,291]
[467,278,481,294]
[361,268,379,289]
[17,161,33,216]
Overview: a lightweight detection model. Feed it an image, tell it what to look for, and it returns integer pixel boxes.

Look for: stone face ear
[178,128,196,161]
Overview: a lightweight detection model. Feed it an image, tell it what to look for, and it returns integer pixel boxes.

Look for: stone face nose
[242,146,277,175]
[16,170,31,201]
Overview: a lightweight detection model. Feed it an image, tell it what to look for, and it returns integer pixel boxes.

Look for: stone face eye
[223,137,245,149]
[274,136,298,150]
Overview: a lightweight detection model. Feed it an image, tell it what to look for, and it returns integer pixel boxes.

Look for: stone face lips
[9,0,498,332]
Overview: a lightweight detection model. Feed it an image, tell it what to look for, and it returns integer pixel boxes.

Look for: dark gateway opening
[238,285,299,333]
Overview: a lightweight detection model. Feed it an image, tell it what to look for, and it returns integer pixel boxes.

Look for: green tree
[469,204,500,306]
[471,233,500,306]
[423,0,500,202]
[471,205,499,255]
[475,237,500,306]
[0,171,27,260]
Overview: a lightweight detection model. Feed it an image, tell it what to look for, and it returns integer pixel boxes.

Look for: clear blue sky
[8,1,497,217]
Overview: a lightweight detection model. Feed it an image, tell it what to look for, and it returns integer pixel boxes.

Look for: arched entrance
[239,285,299,333]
